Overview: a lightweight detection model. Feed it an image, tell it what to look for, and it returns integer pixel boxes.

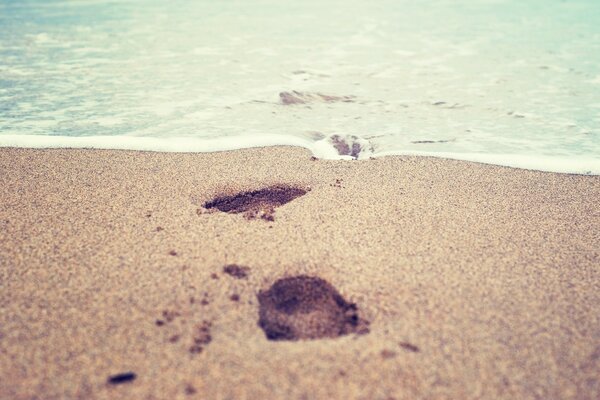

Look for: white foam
[1,0,599,175]
[0,134,597,175]
[0,134,340,159]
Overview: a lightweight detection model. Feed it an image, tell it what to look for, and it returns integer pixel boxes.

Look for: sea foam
[1,134,598,175]
[0,0,599,175]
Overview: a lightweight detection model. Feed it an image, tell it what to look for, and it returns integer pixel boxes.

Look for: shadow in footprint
[204,185,307,221]
[257,275,369,341]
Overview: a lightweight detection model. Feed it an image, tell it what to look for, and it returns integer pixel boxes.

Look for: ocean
[1,0,599,174]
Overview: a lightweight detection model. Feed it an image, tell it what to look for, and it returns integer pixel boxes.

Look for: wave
[1,134,597,175]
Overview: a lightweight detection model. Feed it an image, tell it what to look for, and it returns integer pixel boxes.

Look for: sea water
[1,0,599,174]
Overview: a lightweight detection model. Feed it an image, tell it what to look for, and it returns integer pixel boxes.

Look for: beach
[0,146,598,399]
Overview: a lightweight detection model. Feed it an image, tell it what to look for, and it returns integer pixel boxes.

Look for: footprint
[204,186,307,221]
[257,275,369,341]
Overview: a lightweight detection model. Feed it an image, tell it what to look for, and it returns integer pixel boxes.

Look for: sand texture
[0,147,598,400]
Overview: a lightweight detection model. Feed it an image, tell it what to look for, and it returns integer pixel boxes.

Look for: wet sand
[0,146,598,400]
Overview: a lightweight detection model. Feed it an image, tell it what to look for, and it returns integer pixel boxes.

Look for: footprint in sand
[203,185,307,221]
[257,275,369,341]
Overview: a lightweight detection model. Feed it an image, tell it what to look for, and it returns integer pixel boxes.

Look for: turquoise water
[1,0,599,173]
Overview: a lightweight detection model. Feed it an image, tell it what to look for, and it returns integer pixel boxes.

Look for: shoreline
[1,136,599,174]
[0,146,598,399]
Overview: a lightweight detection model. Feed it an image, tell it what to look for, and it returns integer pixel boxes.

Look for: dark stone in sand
[204,186,306,221]
[223,264,250,279]
[108,372,136,385]
[257,275,369,341]
[399,342,420,352]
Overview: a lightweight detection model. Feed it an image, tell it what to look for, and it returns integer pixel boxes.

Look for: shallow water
[1,0,599,173]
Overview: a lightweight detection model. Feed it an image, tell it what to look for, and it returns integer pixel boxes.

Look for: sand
[0,146,598,400]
